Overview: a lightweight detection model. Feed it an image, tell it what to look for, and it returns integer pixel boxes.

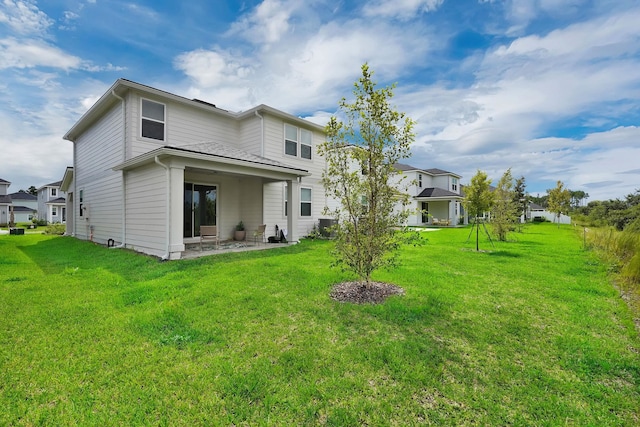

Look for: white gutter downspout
[255,110,264,157]
[155,156,171,260]
[111,90,126,249]
[255,109,265,225]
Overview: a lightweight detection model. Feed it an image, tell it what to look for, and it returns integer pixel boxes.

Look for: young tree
[491,168,519,241]
[513,175,527,223]
[463,170,494,251]
[547,180,571,226]
[318,64,416,287]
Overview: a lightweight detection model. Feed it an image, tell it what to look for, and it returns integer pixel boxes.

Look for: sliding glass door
[184,183,217,238]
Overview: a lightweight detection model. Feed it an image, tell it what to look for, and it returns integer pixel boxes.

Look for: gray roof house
[37,181,66,223]
[62,79,326,259]
[8,191,37,223]
[393,163,466,226]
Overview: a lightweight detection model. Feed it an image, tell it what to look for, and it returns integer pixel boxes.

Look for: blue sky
[1,0,639,201]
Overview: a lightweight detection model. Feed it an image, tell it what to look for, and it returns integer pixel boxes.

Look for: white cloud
[503,0,589,34]
[174,49,253,88]
[174,15,431,112]
[227,0,296,44]
[0,38,82,69]
[364,0,444,20]
[0,0,53,36]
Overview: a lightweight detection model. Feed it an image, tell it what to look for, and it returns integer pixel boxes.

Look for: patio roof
[416,187,463,200]
[113,143,310,181]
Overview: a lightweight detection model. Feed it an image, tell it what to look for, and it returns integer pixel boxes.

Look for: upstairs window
[418,174,422,188]
[452,177,458,192]
[50,188,57,197]
[284,124,313,160]
[141,99,165,141]
[284,124,297,156]
[300,129,312,159]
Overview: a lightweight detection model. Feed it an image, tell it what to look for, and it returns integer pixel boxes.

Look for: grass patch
[1,225,639,425]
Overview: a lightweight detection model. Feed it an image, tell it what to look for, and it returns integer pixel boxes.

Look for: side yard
[0,224,638,425]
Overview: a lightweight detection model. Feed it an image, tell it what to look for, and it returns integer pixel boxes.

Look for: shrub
[586,226,640,283]
[44,224,66,235]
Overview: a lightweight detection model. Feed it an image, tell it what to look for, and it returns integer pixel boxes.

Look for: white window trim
[283,124,313,160]
[140,98,166,141]
[284,185,313,217]
[300,187,312,217]
[50,188,57,197]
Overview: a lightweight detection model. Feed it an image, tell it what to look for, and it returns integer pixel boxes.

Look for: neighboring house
[528,203,571,224]
[37,181,66,223]
[8,191,37,223]
[62,79,327,260]
[0,178,11,226]
[393,164,466,226]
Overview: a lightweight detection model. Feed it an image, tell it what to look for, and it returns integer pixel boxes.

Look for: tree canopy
[491,168,519,241]
[547,181,571,226]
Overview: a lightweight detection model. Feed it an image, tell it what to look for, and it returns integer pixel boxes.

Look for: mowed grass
[1,224,639,425]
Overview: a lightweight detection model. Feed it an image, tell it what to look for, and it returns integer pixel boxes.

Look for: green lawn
[1,224,639,425]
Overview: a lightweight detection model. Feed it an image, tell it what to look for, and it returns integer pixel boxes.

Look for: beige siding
[238,116,262,155]
[74,103,124,243]
[125,163,167,257]
[128,92,239,157]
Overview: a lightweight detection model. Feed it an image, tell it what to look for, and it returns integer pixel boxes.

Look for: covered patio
[113,142,311,260]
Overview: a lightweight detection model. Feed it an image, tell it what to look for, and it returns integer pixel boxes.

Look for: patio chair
[253,224,266,245]
[432,218,440,225]
[200,225,219,251]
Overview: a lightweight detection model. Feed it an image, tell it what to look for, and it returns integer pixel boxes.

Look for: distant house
[529,203,571,224]
[8,191,37,223]
[393,164,466,226]
[37,181,66,223]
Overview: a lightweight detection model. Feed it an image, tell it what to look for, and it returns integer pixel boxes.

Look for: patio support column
[168,164,185,259]
[286,179,299,243]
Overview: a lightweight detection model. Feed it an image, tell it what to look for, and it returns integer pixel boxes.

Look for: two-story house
[37,181,66,224]
[393,163,466,226]
[62,79,327,260]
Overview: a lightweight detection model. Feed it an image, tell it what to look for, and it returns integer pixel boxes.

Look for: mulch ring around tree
[329,281,405,304]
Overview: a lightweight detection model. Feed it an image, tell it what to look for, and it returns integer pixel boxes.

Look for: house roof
[113,143,311,180]
[61,167,74,192]
[64,79,325,142]
[9,191,36,201]
[529,203,544,210]
[416,187,463,199]
[424,168,453,175]
[394,163,461,178]
[37,181,62,191]
[0,195,11,204]
[11,205,37,212]
[46,197,66,204]
[174,142,307,171]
